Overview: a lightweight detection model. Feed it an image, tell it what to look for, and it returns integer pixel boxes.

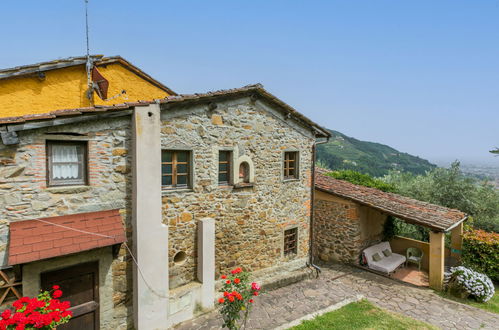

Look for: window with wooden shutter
[47,141,87,186]
[283,151,299,180]
[284,228,298,256]
[218,150,232,185]
[162,150,191,189]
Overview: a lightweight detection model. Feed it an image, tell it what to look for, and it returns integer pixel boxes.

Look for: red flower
[226,280,231,284]
[52,290,63,299]
[249,299,254,303]
[223,291,229,297]
[234,278,240,284]
[218,298,225,304]
[253,291,259,296]
[221,275,227,279]
[228,295,235,302]
[230,267,242,275]
[52,285,60,290]
[1,309,11,320]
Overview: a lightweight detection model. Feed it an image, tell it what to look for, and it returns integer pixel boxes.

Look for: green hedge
[462,230,499,282]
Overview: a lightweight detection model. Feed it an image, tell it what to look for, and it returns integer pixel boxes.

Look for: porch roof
[315,168,467,232]
[8,209,126,265]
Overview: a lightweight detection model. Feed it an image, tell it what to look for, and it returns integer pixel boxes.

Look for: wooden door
[41,261,99,330]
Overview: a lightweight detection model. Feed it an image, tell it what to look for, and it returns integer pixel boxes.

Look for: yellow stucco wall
[0,63,169,118]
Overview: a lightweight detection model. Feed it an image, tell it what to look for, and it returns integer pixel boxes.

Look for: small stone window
[47,141,88,186]
[284,228,298,256]
[239,162,250,183]
[218,150,232,185]
[283,151,299,180]
[162,150,191,189]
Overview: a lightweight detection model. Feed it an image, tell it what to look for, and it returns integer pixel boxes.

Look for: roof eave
[315,186,460,232]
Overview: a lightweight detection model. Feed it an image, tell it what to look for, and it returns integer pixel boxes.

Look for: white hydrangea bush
[449,266,495,302]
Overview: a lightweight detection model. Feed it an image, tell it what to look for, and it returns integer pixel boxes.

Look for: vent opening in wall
[173,251,187,265]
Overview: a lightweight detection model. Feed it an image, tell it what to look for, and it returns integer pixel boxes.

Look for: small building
[313,168,467,290]
[0,56,330,329]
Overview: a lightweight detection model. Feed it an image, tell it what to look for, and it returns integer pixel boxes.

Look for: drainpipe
[307,135,329,277]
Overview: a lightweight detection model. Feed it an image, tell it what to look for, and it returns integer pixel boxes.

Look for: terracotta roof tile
[315,168,467,231]
[8,209,126,265]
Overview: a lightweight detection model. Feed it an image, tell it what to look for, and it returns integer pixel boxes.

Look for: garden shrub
[462,230,499,282]
[447,266,495,302]
[218,267,261,329]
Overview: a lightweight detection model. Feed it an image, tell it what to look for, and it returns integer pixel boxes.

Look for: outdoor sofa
[363,241,406,274]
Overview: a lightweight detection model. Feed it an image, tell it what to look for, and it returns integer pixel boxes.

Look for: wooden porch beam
[450,222,463,261]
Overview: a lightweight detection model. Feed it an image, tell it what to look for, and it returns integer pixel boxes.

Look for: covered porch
[314,168,468,290]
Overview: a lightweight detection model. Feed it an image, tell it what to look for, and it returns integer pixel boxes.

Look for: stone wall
[0,95,318,326]
[0,118,133,329]
[313,190,386,264]
[161,98,314,289]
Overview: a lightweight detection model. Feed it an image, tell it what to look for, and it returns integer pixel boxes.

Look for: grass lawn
[438,285,499,315]
[291,299,437,330]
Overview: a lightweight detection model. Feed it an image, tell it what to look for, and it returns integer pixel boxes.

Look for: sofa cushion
[383,249,392,257]
[372,253,382,262]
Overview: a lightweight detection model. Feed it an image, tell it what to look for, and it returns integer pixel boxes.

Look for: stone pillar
[197,218,215,310]
[132,104,169,328]
[429,231,445,291]
[450,222,463,261]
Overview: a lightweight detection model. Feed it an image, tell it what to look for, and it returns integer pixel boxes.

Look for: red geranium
[0,286,72,329]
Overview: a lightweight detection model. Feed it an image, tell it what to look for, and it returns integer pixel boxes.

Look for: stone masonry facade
[0,94,317,327]
[161,98,314,289]
[313,192,385,264]
[0,117,133,329]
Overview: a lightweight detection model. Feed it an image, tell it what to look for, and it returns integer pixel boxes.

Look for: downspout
[306,135,329,277]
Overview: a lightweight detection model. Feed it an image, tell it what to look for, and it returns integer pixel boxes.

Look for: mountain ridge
[316,129,437,177]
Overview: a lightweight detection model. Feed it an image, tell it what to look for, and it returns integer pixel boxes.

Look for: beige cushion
[372,253,382,262]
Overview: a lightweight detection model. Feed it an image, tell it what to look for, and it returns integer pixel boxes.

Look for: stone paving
[174,264,499,329]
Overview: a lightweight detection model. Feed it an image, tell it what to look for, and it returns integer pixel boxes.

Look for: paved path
[174,264,499,329]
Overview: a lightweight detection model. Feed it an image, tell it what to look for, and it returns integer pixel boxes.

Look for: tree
[383,161,499,232]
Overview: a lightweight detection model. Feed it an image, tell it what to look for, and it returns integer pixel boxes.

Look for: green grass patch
[438,286,499,315]
[291,299,436,330]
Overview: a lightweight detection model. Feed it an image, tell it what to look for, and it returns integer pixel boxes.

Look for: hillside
[317,130,436,177]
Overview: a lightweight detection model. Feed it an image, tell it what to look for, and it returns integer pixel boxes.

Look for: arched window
[239,162,250,183]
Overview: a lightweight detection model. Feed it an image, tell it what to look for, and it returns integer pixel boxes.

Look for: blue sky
[1,0,498,164]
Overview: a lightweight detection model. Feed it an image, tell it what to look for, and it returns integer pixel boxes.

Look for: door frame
[41,261,100,329]
[21,247,115,329]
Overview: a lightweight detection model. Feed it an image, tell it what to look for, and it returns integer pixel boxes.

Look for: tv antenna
[84,0,93,101]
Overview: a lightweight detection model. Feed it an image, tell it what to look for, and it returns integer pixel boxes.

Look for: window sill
[283,178,300,183]
[233,183,254,189]
[218,185,234,189]
[162,188,193,195]
[46,185,91,194]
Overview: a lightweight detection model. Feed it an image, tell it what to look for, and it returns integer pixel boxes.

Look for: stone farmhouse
[0,56,329,329]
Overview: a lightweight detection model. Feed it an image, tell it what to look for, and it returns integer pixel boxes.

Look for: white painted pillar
[132,104,169,329]
[197,217,215,309]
